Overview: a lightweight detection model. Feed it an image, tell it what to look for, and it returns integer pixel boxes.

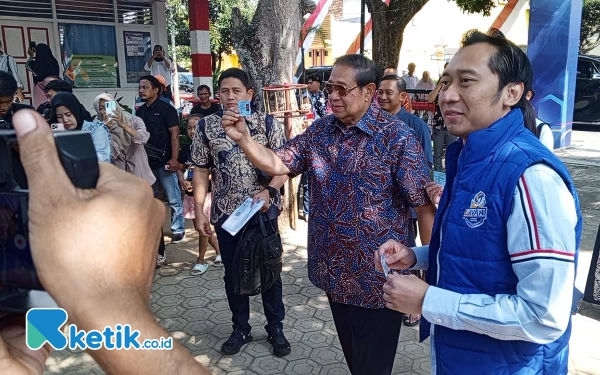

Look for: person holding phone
[49,92,111,163]
[93,93,155,185]
[144,45,173,101]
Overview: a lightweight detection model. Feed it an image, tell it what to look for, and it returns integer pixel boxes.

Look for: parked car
[296,65,333,86]
[574,55,600,126]
[178,72,194,94]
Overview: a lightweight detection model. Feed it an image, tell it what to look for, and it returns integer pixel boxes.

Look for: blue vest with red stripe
[421,109,582,374]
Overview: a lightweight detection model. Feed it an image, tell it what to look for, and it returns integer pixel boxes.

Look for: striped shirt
[0,53,23,89]
[413,164,577,373]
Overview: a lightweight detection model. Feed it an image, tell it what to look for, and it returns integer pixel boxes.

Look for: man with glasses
[219,54,436,375]
[190,85,221,117]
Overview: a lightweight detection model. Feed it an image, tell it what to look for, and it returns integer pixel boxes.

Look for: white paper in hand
[222,197,265,236]
[381,253,390,275]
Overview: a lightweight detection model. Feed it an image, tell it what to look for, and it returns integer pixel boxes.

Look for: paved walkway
[45,131,600,375]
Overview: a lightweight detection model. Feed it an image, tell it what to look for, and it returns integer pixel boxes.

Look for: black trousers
[328,296,403,375]
[215,219,285,334]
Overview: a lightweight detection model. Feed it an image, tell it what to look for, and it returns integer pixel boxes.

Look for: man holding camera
[190,68,291,357]
[0,72,32,129]
[144,45,173,101]
[0,109,212,375]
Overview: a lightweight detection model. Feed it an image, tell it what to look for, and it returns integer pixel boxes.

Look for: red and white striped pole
[189,0,213,97]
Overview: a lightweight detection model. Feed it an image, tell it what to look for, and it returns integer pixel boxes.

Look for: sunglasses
[323,82,359,97]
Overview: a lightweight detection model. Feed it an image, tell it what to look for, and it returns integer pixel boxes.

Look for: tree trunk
[232,0,302,109]
[365,0,429,68]
[231,0,303,231]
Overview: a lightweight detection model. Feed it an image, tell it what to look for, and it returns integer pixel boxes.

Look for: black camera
[0,130,99,311]
[0,119,11,130]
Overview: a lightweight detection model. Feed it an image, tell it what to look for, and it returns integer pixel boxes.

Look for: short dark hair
[154,45,163,50]
[380,74,407,92]
[197,84,211,93]
[334,54,380,88]
[218,68,252,90]
[44,79,72,93]
[0,71,17,97]
[139,75,163,95]
[307,74,322,83]
[461,28,534,130]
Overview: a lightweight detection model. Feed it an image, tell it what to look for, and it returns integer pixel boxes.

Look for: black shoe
[221,329,253,355]
[267,327,291,357]
[171,232,185,244]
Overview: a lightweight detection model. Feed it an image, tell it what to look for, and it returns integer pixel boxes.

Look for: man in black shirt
[136,75,185,251]
[190,85,220,117]
[0,71,33,129]
[36,78,76,121]
[0,71,33,189]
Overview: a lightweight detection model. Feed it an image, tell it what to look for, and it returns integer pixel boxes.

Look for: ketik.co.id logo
[26,308,173,350]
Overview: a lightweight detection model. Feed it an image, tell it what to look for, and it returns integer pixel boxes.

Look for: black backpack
[232,214,283,296]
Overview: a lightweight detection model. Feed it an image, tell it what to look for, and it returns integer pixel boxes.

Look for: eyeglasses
[323,82,359,97]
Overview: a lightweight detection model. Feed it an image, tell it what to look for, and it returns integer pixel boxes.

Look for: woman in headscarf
[26,43,60,108]
[93,93,164,267]
[50,92,111,163]
[93,93,155,185]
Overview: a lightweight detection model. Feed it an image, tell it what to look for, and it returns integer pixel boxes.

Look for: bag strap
[258,212,276,237]
[537,122,550,137]
[6,56,12,77]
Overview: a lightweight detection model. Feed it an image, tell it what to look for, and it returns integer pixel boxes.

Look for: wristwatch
[265,186,278,198]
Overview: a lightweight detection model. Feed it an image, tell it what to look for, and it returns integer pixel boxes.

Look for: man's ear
[504,82,524,107]
[247,88,254,101]
[399,92,408,103]
[363,83,376,101]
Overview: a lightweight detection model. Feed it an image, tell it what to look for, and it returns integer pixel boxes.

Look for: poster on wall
[125,31,146,57]
[123,30,152,84]
[64,55,117,88]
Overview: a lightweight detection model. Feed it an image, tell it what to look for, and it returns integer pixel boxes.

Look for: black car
[574,55,600,126]
[296,65,333,86]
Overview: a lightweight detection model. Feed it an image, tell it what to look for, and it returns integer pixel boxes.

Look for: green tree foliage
[209,0,257,72]
[581,0,600,54]
[166,0,257,72]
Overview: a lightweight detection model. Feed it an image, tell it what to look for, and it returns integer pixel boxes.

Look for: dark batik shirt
[190,110,285,226]
[275,104,431,309]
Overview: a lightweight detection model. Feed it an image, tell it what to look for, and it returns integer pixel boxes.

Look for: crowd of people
[0,28,581,375]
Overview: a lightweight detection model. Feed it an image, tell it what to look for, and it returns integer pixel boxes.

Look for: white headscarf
[93,93,132,159]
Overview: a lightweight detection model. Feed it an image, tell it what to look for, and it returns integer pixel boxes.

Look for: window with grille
[118,1,153,25]
[0,0,53,19]
[55,0,116,23]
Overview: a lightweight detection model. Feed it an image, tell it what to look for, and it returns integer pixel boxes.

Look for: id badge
[238,100,252,117]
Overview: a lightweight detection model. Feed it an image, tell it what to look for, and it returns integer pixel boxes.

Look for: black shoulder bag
[232,214,283,296]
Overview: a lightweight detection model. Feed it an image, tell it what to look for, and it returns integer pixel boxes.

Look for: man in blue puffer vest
[375,29,582,375]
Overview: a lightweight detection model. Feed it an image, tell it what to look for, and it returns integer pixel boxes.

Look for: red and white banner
[295,0,334,68]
